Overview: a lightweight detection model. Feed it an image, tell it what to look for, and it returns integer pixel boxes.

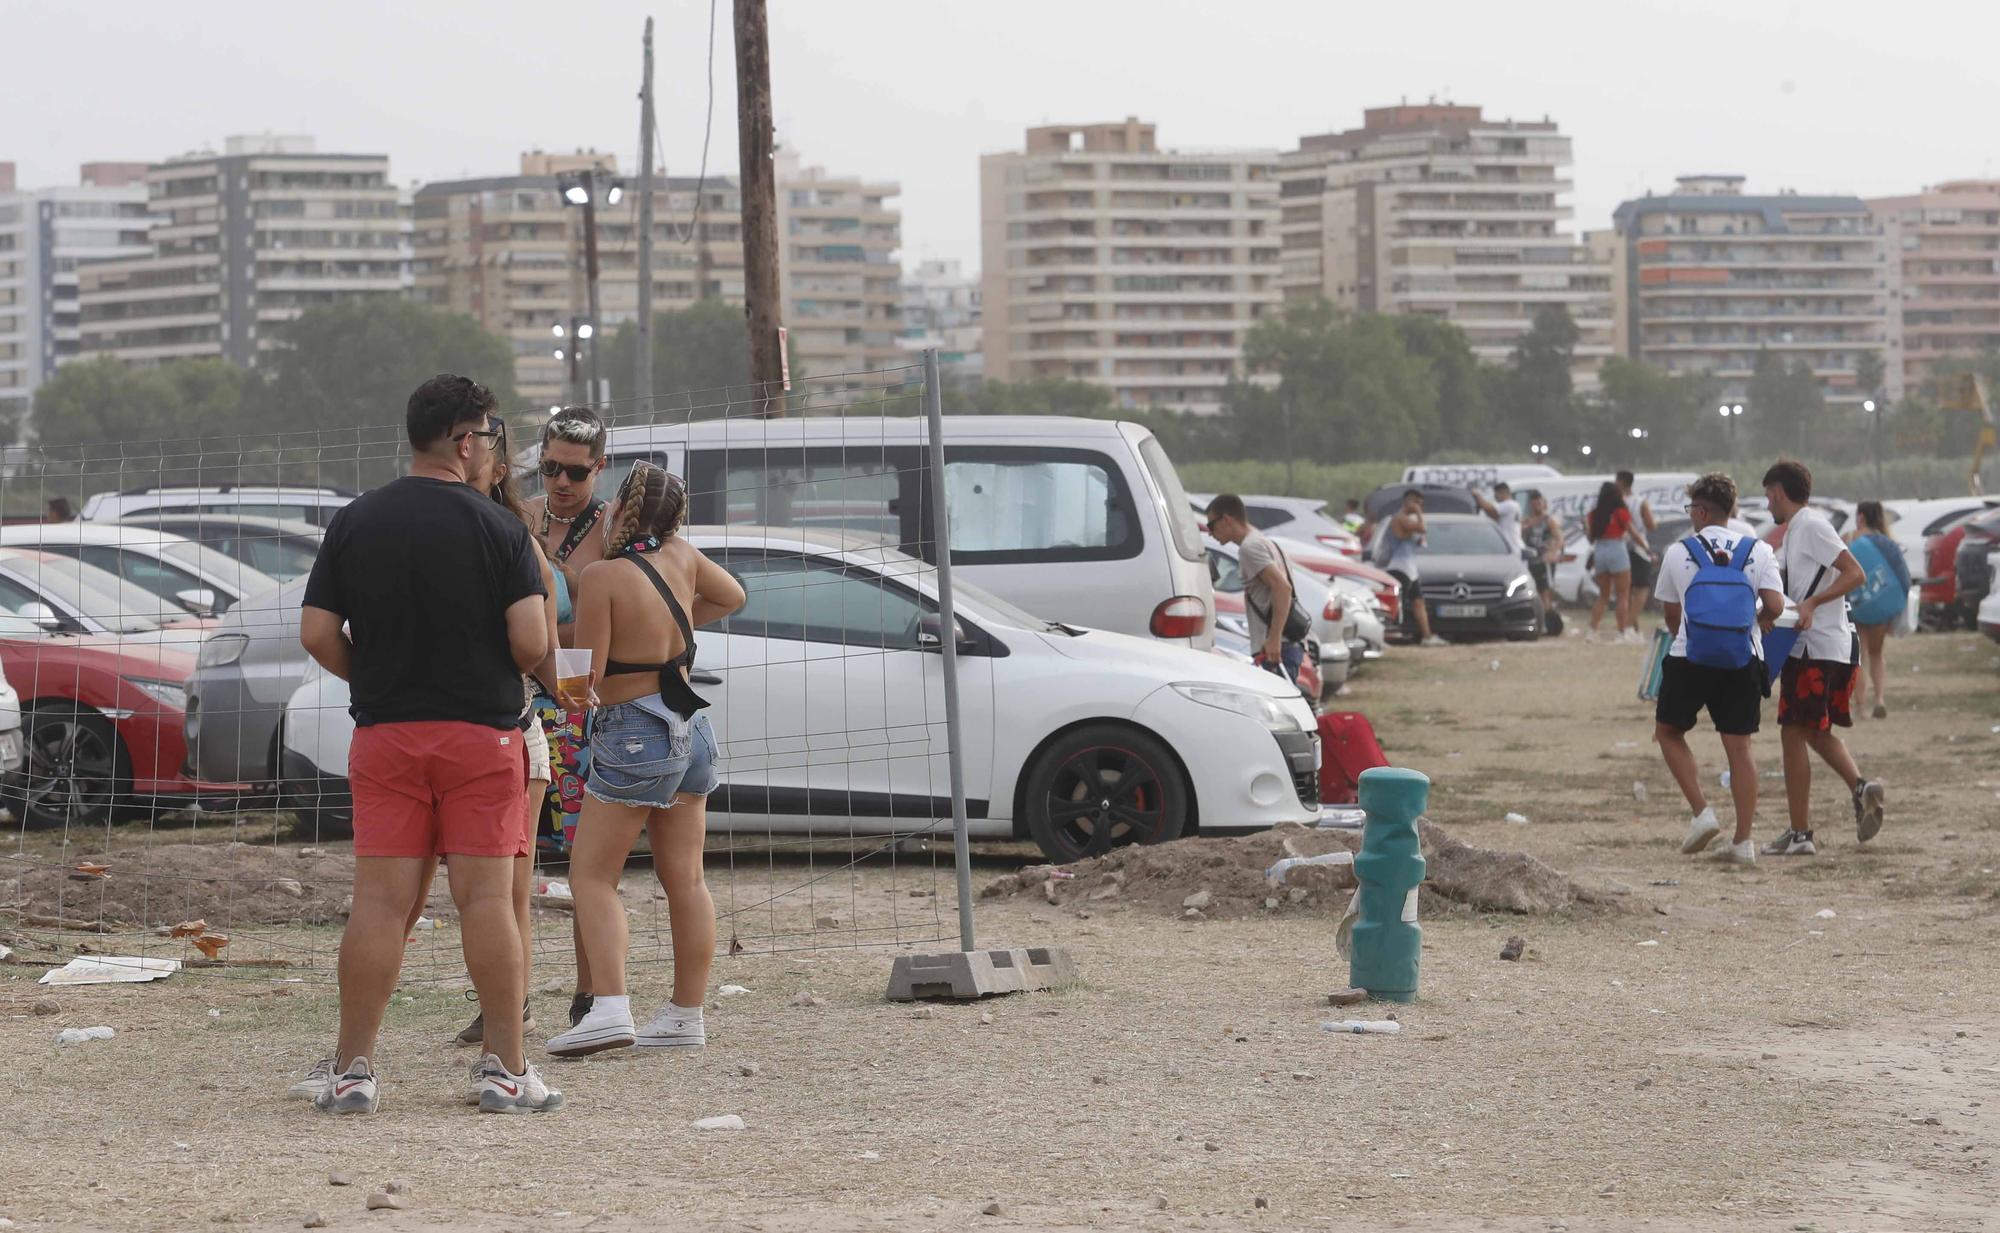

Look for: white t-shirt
[1490,498,1522,553]
[1778,507,1856,661]
[1654,525,1784,660]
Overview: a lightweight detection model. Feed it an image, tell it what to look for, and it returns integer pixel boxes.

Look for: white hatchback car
[0,523,277,617]
[283,528,1321,861]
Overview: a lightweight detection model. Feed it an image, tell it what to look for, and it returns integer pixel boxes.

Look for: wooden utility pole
[634,16,657,416]
[734,0,784,415]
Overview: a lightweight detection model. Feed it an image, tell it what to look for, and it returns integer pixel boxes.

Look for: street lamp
[557,169,623,405]
[1861,396,1885,496]
[1530,442,1552,458]
[1580,444,1594,458]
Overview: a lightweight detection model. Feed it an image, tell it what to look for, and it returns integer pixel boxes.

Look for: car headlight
[197,633,249,669]
[1506,573,1532,598]
[1170,682,1304,732]
[124,677,188,712]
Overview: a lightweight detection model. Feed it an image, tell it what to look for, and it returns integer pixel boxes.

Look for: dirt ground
[3,624,1998,1233]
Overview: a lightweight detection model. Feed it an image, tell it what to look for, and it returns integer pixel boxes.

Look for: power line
[662,0,719,246]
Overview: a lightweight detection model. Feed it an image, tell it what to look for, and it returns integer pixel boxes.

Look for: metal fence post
[923,348,976,953]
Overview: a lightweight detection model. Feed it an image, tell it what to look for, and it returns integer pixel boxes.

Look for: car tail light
[1150,595,1207,640]
[1374,585,1400,621]
[1322,596,1344,622]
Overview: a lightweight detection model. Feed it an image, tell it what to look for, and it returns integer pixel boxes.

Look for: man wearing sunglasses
[525,407,610,641]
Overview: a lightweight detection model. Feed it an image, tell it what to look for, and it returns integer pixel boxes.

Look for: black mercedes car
[1379,513,1542,641]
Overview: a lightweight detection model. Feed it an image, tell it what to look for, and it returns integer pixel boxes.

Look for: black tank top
[601,553,708,715]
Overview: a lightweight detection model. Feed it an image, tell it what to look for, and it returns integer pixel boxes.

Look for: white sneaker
[1709,839,1756,866]
[1583,629,1600,644]
[465,1057,486,1106]
[1621,629,1644,646]
[1680,808,1720,855]
[477,1053,565,1114]
[1421,636,1449,648]
[635,1003,706,1049]
[545,1003,636,1058]
[288,1055,335,1100]
[312,1057,378,1115]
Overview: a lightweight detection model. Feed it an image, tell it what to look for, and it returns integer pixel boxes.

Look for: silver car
[184,575,311,787]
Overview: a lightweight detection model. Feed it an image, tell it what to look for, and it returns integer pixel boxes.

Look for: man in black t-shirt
[299,374,561,1115]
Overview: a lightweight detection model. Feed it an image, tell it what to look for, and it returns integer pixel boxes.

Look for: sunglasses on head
[540,458,597,483]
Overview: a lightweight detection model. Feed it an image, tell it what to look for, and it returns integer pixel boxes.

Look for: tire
[15,703,130,830]
[1022,723,1188,863]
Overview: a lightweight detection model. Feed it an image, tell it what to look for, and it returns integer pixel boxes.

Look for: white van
[1403,463,1563,487]
[1516,473,1698,523]
[597,416,1214,648]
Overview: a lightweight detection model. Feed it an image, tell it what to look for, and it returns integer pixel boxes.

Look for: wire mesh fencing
[0,356,986,987]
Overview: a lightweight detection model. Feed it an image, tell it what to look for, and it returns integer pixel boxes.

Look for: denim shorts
[1592,538,1631,575]
[584,702,718,809]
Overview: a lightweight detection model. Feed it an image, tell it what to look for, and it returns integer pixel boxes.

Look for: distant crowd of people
[292,376,744,1116]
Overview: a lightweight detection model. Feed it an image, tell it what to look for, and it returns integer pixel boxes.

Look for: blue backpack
[1846,535,1907,626]
[1681,535,1758,669]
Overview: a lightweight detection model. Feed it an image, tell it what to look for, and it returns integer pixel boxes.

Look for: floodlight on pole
[1580,444,1594,457]
[1862,399,1877,413]
[553,348,565,361]
[547,405,561,417]
[605,181,623,206]
[576,323,594,340]
[563,183,590,206]
[552,324,566,339]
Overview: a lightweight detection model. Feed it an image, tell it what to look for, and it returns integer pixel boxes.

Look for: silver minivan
[598,416,1213,647]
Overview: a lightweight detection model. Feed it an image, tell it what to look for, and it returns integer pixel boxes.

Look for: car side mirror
[20,602,61,632]
[916,613,968,649]
[175,587,220,618]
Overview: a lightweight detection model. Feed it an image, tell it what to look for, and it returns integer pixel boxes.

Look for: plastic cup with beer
[556,648,593,710]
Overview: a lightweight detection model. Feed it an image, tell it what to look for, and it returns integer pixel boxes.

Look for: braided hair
[605,460,689,557]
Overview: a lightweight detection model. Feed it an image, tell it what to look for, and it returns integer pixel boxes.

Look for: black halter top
[602,553,709,715]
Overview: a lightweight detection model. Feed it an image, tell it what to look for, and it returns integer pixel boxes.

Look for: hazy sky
[8,0,1997,271]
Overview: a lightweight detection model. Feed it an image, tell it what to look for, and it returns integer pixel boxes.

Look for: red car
[1920,522,1970,628]
[0,635,247,827]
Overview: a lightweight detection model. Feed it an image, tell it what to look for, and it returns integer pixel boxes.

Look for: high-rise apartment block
[897,258,982,379]
[1611,175,1887,406]
[413,151,745,408]
[1868,180,2000,400]
[1279,104,1615,388]
[0,162,155,430]
[76,135,406,368]
[980,120,1280,413]
[774,151,903,388]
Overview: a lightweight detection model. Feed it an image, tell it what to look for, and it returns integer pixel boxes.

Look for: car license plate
[1437,603,1486,618]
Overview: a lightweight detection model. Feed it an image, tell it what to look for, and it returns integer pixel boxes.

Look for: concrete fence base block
[884,947,1077,1002]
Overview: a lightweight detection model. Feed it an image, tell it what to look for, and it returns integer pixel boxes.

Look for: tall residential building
[413,151,745,407]
[1868,180,2000,400]
[774,151,903,388]
[897,258,982,379]
[980,119,1280,413]
[1278,103,1615,388]
[1611,175,1887,406]
[77,135,406,368]
[0,162,156,430]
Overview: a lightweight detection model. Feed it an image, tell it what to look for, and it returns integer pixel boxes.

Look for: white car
[0,657,24,781]
[81,484,353,529]
[1187,493,1362,557]
[283,528,1321,861]
[0,524,278,617]
[0,549,212,646]
[1979,570,2000,644]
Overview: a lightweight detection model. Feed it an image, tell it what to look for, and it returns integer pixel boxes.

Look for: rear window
[1419,521,1509,556]
[942,446,1141,564]
[1245,506,1292,531]
[1137,435,1203,562]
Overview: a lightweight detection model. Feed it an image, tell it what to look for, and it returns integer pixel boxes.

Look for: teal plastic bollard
[1348,766,1429,1003]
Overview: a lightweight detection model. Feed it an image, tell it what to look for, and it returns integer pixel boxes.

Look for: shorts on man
[1777,657,1857,731]
[1655,657,1764,736]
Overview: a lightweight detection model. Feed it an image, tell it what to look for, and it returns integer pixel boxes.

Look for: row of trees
[956,302,1997,474]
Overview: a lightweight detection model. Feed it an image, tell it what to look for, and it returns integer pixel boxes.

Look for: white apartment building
[78,135,406,368]
[897,257,982,380]
[0,162,155,432]
[980,119,1280,413]
[774,150,902,389]
[1611,176,1887,406]
[1279,104,1614,388]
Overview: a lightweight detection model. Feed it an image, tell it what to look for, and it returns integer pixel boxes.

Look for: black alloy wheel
[1024,724,1187,863]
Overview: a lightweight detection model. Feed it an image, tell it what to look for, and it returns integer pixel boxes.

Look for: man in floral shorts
[1760,460,1887,857]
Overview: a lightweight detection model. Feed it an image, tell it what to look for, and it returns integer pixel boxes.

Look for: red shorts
[350,721,528,859]
[1777,658,1857,732]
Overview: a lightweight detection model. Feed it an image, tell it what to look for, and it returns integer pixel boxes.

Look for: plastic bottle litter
[1813,909,1837,920]
[1633,781,1648,803]
[1265,851,1355,885]
[540,880,572,899]
[1320,1020,1402,1035]
[716,984,751,997]
[694,1114,747,1131]
[1503,811,1530,825]
[55,1026,115,1046]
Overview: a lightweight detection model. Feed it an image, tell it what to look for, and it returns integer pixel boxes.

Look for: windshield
[1419,521,1510,556]
[952,576,1062,633]
[0,552,164,633]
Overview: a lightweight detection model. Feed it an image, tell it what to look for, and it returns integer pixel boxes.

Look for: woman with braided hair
[546,461,745,1057]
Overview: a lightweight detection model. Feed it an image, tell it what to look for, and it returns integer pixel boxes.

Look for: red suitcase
[1319,712,1388,805]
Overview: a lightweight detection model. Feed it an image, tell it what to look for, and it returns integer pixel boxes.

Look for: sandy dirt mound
[984,820,1623,919]
[3,842,359,930]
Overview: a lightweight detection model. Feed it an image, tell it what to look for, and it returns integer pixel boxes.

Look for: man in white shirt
[1652,474,1786,865]
[1760,460,1887,857]
[1619,470,1661,613]
[1470,481,1523,554]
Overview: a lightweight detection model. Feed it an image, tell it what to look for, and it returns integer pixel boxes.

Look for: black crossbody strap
[628,553,697,669]
[553,497,606,563]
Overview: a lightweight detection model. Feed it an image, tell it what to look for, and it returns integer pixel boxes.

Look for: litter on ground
[39,957,180,986]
